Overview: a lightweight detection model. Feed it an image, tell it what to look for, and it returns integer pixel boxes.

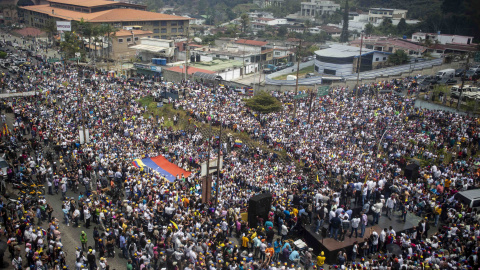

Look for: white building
[314,44,390,76]
[368,8,407,24]
[412,32,474,45]
[300,0,340,17]
[131,38,176,62]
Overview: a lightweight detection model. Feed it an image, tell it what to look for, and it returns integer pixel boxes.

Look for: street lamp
[355,30,364,98]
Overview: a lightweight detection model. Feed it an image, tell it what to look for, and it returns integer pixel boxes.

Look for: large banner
[56,21,71,32]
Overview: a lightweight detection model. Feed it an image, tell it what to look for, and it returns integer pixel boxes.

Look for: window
[118,38,123,43]
[324,68,336,75]
[178,28,184,33]
[126,38,131,42]
[161,35,167,39]
[153,21,159,26]
[154,35,160,38]
[375,58,379,61]
[153,29,159,33]
[134,37,139,41]
[178,21,184,25]
[161,28,167,33]
[171,21,177,26]
[229,56,234,60]
[383,57,386,60]
[171,28,177,33]
[161,21,167,26]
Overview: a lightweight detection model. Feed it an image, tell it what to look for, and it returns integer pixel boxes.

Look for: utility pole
[355,30,364,99]
[293,39,302,118]
[184,28,190,82]
[457,52,470,110]
[202,124,213,204]
[214,124,222,211]
[307,88,315,124]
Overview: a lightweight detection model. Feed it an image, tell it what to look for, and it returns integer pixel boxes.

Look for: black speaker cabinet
[248,193,273,228]
[404,163,420,181]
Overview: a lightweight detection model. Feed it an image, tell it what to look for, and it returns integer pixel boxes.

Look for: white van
[450,85,479,98]
[455,189,480,210]
[436,69,455,80]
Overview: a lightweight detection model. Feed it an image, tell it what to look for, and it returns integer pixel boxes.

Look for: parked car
[438,78,458,85]
[455,68,464,77]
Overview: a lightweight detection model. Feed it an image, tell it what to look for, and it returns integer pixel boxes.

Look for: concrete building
[314,44,390,76]
[131,38,176,62]
[0,4,19,25]
[253,0,284,8]
[368,8,407,24]
[412,32,474,45]
[300,0,340,17]
[350,36,426,56]
[20,0,191,40]
[111,29,152,61]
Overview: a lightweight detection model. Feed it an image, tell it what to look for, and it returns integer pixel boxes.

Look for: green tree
[364,23,374,35]
[240,13,250,33]
[387,49,408,65]
[277,26,288,37]
[60,31,83,58]
[396,18,408,35]
[244,91,282,114]
[0,51,7,59]
[339,0,349,42]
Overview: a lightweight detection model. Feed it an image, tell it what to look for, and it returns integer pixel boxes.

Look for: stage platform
[302,212,422,264]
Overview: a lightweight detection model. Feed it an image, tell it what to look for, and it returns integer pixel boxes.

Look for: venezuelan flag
[234,140,243,148]
[131,155,191,182]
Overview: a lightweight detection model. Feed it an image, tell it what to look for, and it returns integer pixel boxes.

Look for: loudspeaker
[248,193,272,228]
[404,163,420,181]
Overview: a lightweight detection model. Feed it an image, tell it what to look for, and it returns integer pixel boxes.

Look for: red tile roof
[21,5,191,22]
[14,27,46,37]
[234,39,268,46]
[166,66,215,75]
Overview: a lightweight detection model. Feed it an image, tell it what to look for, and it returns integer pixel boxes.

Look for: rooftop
[166,66,215,75]
[47,0,144,8]
[21,5,191,22]
[314,44,374,58]
[350,37,427,51]
[190,59,244,72]
[234,39,268,47]
[318,25,342,33]
[115,29,152,37]
[412,32,474,38]
[369,8,407,11]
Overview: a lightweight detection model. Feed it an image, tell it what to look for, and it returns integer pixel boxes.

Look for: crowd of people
[0,32,479,270]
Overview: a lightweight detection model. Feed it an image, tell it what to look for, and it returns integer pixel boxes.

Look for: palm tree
[92,25,102,63]
[75,18,92,60]
[101,24,117,62]
[43,20,56,46]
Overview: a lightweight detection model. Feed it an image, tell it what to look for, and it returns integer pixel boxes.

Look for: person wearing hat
[87,249,96,270]
[316,251,325,267]
[80,231,88,251]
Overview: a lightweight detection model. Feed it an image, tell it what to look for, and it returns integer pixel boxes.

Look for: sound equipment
[248,193,272,228]
[404,163,420,181]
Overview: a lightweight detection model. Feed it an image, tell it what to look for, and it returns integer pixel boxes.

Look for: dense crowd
[0,32,479,270]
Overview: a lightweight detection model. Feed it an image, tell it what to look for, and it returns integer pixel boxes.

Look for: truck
[435,68,455,81]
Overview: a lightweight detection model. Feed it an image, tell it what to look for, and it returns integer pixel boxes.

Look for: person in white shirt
[386,195,396,219]
[349,215,360,238]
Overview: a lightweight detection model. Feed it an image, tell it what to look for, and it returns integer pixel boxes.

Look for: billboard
[56,21,71,31]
